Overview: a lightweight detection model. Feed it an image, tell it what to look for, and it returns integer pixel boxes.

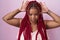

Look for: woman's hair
[26,1,42,14]
[18,1,48,40]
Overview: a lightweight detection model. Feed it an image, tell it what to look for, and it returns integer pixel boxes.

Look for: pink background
[0,0,60,40]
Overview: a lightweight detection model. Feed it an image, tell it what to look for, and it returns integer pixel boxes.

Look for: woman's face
[28,7,39,24]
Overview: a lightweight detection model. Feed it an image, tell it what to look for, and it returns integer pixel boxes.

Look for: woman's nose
[32,15,35,19]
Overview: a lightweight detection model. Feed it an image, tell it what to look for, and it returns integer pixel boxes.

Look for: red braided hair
[18,1,48,40]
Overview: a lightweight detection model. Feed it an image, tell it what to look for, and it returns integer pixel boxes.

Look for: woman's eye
[35,14,38,15]
[29,14,32,16]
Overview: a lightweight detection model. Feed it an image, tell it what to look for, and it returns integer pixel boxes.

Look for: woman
[2,1,60,40]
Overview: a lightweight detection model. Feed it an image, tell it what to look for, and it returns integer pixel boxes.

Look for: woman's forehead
[28,9,39,15]
[29,8,39,13]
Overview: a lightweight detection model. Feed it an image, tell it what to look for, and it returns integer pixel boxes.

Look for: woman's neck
[31,23,38,32]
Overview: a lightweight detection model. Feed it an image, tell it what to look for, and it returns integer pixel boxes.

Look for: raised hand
[40,2,49,13]
[19,1,29,12]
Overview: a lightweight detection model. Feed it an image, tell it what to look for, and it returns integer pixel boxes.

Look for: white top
[17,30,42,40]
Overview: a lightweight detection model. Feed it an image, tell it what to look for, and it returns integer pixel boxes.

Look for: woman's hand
[40,2,49,13]
[19,1,29,12]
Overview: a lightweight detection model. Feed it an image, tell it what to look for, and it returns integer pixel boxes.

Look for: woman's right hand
[19,1,29,12]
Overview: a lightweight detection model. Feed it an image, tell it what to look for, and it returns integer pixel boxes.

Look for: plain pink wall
[0,0,60,40]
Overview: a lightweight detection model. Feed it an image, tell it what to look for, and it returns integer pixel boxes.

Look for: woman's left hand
[40,2,49,13]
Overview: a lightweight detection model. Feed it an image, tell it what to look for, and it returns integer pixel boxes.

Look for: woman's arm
[2,9,22,27]
[45,10,60,29]
[2,1,29,28]
[40,2,60,29]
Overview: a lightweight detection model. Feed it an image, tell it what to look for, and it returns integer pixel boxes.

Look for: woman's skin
[2,1,60,32]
